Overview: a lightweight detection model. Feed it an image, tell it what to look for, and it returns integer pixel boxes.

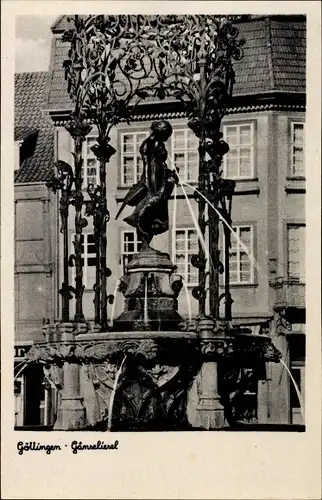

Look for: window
[223,123,254,179]
[174,229,198,285]
[290,362,305,424]
[82,137,99,188]
[71,233,97,290]
[229,226,254,284]
[121,131,149,186]
[171,128,199,182]
[289,336,305,424]
[291,122,305,176]
[287,225,305,282]
[121,231,142,272]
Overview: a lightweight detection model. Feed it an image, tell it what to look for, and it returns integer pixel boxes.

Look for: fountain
[24,15,284,431]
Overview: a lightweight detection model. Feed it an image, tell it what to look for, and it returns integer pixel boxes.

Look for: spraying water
[182,182,266,279]
[171,185,193,321]
[178,178,213,269]
[14,359,28,372]
[144,273,149,326]
[279,358,305,421]
[107,355,127,432]
[181,278,192,322]
[171,185,178,258]
[14,361,29,381]
[109,278,121,328]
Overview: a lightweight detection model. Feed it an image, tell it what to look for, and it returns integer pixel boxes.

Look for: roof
[15,72,54,183]
[14,125,38,142]
[46,15,306,112]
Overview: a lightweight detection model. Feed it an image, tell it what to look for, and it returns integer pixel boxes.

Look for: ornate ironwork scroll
[47,161,75,322]
[61,15,245,325]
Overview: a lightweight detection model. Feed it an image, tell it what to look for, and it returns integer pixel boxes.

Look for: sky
[15,15,58,73]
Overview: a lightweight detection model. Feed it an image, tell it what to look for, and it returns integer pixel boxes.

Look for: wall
[56,112,277,323]
[15,183,57,342]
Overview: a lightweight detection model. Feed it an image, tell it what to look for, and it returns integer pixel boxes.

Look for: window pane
[174,152,185,165]
[239,125,251,145]
[224,124,254,179]
[225,126,237,137]
[136,133,147,144]
[137,156,144,178]
[240,258,251,282]
[229,270,238,282]
[292,124,305,176]
[123,135,134,153]
[123,157,134,184]
[240,147,251,158]
[88,244,96,255]
[240,157,251,176]
[176,262,186,275]
[226,159,238,178]
[293,124,304,142]
[187,131,198,148]
[87,137,97,155]
[173,130,185,148]
[290,367,301,408]
[122,231,141,272]
[239,227,251,247]
[124,241,135,253]
[288,226,305,280]
[124,232,134,242]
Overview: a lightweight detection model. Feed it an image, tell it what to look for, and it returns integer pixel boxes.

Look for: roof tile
[46,16,306,111]
[15,72,54,183]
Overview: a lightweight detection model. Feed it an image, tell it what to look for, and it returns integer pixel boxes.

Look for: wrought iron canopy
[62,15,245,130]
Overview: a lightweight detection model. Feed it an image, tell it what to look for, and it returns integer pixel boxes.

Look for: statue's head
[261,341,282,363]
[151,120,173,141]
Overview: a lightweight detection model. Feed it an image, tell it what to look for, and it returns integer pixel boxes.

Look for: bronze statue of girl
[115,120,178,248]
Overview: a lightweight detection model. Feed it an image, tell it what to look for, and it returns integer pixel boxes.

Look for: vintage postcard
[1,1,321,499]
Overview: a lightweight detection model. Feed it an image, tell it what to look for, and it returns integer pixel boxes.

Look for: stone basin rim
[33,331,271,346]
[77,331,198,340]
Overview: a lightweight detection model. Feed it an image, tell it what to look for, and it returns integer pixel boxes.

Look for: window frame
[290,121,305,178]
[170,127,199,183]
[173,227,199,286]
[82,136,100,189]
[222,121,255,180]
[70,233,97,290]
[120,130,149,187]
[226,224,255,285]
[286,222,306,283]
[120,229,142,273]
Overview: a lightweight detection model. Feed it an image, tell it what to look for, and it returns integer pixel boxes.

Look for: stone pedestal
[196,319,225,429]
[113,246,183,332]
[53,323,86,431]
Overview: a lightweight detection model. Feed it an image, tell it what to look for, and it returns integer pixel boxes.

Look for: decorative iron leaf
[217,261,224,274]
[107,294,115,305]
[191,286,205,301]
[136,90,149,99]
[105,267,112,278]
[80,217,88,228]
[68,254,76,267]
[191,254,205,269]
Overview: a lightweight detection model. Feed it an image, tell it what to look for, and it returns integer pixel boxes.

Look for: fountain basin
[25,325,282,431]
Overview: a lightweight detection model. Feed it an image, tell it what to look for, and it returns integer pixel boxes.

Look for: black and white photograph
[13,12,307,433]
[1,2,321,499]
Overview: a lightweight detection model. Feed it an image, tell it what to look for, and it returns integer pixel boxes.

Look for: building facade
[14,15,306,428]
[14,72,57,427]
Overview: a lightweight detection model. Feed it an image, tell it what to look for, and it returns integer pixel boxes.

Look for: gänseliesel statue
[115,120,178,248]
